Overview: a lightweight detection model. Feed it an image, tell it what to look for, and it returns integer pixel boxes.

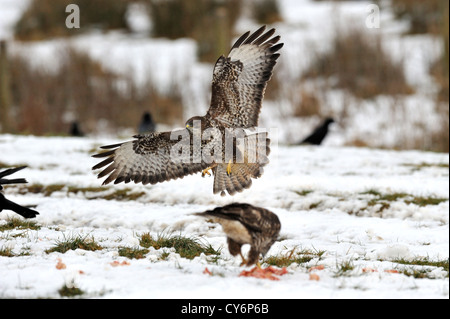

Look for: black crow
[138,111,156,134]
[69,121,84,137]
[299,117,334,145]
[0,166,39,219]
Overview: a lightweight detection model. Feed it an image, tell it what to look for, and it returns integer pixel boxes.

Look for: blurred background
[0,0,448,152]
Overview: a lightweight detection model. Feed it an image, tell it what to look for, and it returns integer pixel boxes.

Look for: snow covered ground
[0,0,448,299]
[0,134,448,298]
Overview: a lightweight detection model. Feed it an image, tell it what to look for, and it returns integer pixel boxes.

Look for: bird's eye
[186,124,190,128]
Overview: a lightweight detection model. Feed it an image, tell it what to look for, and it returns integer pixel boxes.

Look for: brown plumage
[92,26,283,196]
[195,203,281,266]
[93,130,207,185]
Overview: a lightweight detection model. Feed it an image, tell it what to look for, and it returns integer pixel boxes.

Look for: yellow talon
[202,167,212,177]
[226,159,232,176]
[239,252,248,266]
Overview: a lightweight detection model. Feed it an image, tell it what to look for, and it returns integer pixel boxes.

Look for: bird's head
[325,117,335,126]
[185,116,205,134]
[260,239,277,257]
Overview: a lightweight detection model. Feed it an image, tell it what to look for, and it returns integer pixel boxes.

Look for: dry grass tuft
[7,47,183,135]
[14,0,130,41]
[303,28,413,99]
[145,0,241,62]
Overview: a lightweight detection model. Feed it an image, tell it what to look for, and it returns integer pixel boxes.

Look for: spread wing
[207,26,283,128]
[92,130,209,185]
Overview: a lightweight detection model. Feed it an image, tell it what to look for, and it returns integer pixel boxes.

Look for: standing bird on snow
[69,121,84,137]
[0,166,39,219]
[138,111,156,134]
[195,203,281,267]
[299,117,334,145]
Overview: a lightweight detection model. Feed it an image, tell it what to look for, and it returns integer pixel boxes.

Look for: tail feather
[213,132,270,196]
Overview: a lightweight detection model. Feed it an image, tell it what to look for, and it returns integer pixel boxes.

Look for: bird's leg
[201,167,212,177]
[226,159,232,176]
[202,163,218,177]
[239,251,248,266]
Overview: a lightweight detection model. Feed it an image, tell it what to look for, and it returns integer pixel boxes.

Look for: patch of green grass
[18,183,45,195]
[88,144,103,154]
[334,260,355,277]
[0,162,28,169]
[397,268,436,279]
[405,196,448,207]
[15,183,146,201]
[265,252,312,267]
[360,189,382,197]
[309,201,322,209]
[0,218,41,232]
[362,190,409,203]
[139,232,221,260]
[0,245,30,257]
[403,162,449,171]
[43,184,65,195]
[393,258,449,273]
[264,247,325,267]
[58,283,84,298]
[159,251,171,261]
[45,234,103,254]
[102,189,146,201]
[374,258,450,279]
[17,183,65,196]
[68,186,146,201]
[118,247,149,259]
[360,190,448,208]
[0,247,15,257]
[292,189,314,196]
[67,186,105,194]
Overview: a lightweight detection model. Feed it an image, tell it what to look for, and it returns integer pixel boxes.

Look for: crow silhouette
[138,111,156,134]
[0,166,39,219]
[69,121,84,137]
[299,117,334,145]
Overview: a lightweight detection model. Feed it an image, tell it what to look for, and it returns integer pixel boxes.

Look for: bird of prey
[195,203,281,267]
[0,166,39,219]
[93,26,283,196]
[299,117,334,145]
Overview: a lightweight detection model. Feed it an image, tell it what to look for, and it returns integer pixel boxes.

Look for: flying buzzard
[92,26,283,196]
[195,203,281,266]
[0,166,39,219]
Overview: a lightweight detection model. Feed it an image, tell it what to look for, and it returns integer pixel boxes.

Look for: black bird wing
[0,166,28,190]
